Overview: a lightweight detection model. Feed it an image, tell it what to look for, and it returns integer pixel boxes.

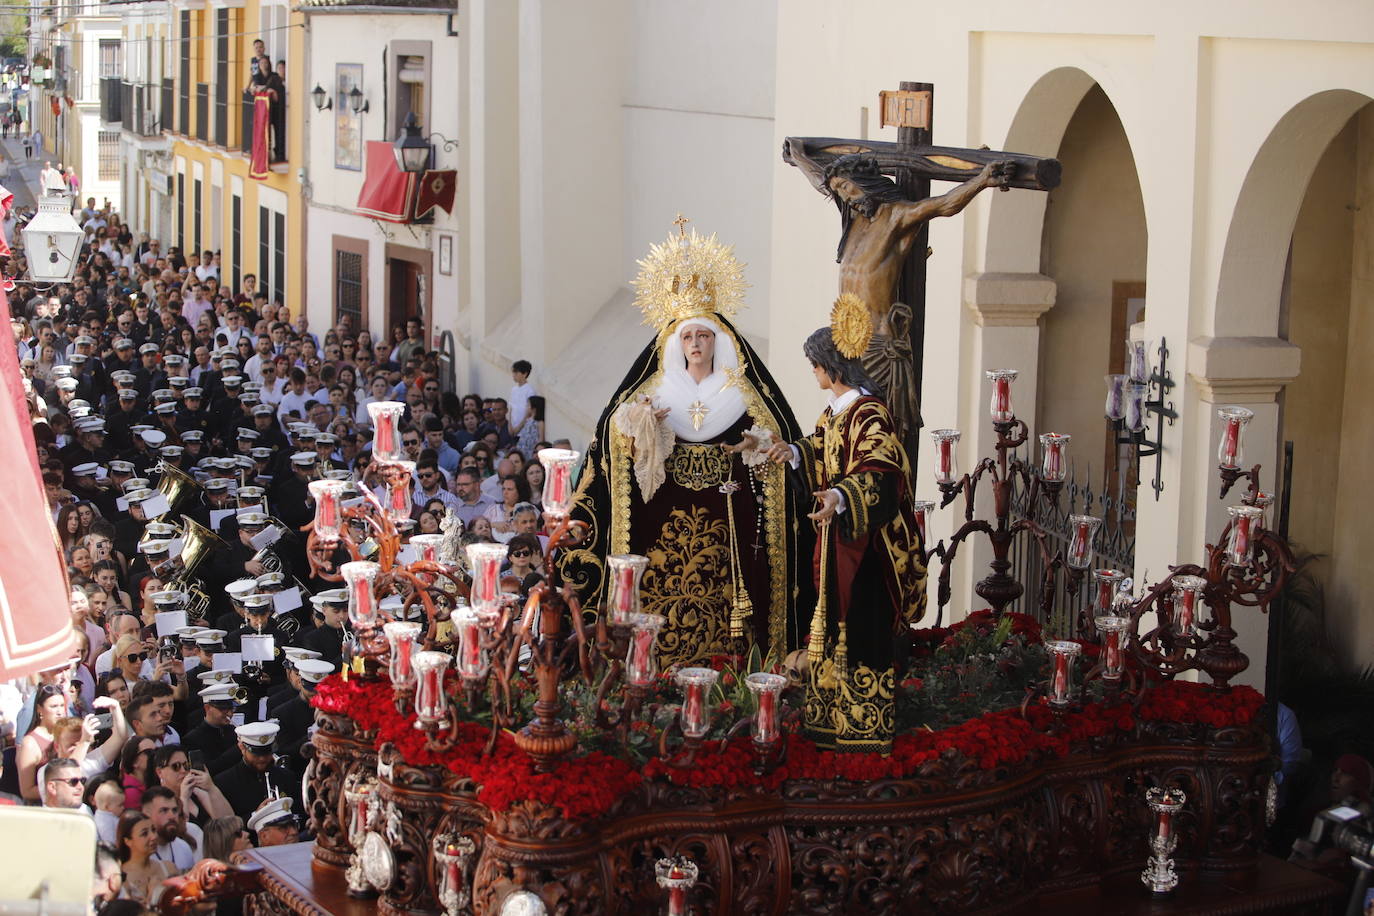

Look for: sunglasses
[50,776,86,787]
[162,760,190,771]
[509,549,532,558]
[403,438,420,447]
[126,651,148,662]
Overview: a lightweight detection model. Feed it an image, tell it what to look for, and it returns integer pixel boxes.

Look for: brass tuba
[155,460,202,516]
[170,518,228,621]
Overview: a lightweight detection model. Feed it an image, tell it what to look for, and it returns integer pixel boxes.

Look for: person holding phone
[51,695,128,780]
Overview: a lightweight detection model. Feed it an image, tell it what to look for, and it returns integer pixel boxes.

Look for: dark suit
[213,758,302,822]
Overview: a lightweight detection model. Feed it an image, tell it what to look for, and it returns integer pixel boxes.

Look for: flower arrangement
[313,617,1266,823]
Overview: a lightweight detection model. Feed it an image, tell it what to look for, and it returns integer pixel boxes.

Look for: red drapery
[0,185,78,680]
[249,91,272,181]
[355,141,416,223]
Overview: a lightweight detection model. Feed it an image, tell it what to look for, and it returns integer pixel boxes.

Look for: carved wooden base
[307,713,1297,914]
[245,844,1341,916]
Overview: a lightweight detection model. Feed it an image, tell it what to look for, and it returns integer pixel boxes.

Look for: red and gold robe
[794,394,926,753]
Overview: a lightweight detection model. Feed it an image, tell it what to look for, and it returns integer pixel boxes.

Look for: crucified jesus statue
[784,138,1016,449]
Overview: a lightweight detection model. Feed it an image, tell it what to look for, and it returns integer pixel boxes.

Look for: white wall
[301,10,460,346]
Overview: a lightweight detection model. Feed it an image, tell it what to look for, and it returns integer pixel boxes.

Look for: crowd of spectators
[3,201,568,913]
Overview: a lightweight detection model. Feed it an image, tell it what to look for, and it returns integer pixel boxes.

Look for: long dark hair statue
[803,326,885,400]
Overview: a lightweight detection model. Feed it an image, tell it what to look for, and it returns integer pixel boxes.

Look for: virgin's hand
[724,432,759,454]
[652,407,670,421]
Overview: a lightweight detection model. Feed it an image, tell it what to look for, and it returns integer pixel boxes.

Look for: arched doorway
[977,70,1148,625]
[1279,98,1374,676]
[1037,85,1148,492]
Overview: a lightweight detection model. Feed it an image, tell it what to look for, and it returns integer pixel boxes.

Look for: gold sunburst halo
[831,292,872,359]
[632,221,749,330]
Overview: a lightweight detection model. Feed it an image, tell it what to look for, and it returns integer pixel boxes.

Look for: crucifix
[784,81,1061,471]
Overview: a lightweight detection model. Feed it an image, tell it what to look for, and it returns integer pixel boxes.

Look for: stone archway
[1277,99,1374,673]
[1212,89,1372,339]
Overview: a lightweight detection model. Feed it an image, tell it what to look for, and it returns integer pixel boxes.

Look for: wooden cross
[784,81,1061,467]
[672,213,691,236]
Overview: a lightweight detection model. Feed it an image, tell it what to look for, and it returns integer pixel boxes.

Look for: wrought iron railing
[118,82,163,137]
[1008,467,1136,635]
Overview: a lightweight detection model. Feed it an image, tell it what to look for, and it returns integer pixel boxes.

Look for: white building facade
[299,0,460,359]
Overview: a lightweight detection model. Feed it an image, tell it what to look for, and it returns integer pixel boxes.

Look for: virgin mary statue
[559,222,813,668]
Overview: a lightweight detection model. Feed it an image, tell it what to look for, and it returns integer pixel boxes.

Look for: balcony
[98,76,121,124]
[118,81,164,139]
[241,90,287,164]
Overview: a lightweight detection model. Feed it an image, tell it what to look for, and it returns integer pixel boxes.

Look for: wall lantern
[393,112,431,173]
[23,193,85,284]
[348,86,370,114]
[393,112,457,174]
[311,84,332,111]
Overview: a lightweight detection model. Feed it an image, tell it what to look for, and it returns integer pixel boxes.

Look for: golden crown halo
[830,292,872,359]
[633,215,748,330]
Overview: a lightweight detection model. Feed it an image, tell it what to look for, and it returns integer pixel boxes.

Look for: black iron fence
[1008,468,1136,636]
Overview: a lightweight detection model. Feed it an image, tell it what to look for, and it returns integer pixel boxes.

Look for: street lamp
[311,84,331,111]
[22,193,84,284]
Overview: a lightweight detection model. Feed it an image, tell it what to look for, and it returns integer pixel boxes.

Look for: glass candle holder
[930,429,961,485]
[451,606,489,682]
[604,554,649,627]
[411,650,451,726]
[985,369,1018,423]
[1125,383,1148,434]
[1171,574,1207,636]
[1227,505,1264,568]
[340,560,381,629]
[538,448,580,518]
[380,460,415,522]
[465,542,508,622]
[1252,490,1274,531]
[432,835,475,916]
[1045,639,1082,707]
[409,533,444,564]
[624,612,665,688]
[1091,569,1126,618]
[1104,374,1127,422]
[675,666,720,739]
[1146,786,1186,842]
[1127,338,1151,384]
[655,856,698,916]
[308,479,347,546]
[343,778,375,845]
[1039,432,1070,483]
[367,401,407,462]
[746,672,787,747]
[1095,615,1130,681]
[383,620,422,688]
[1216,406,1254,470]
[1066,515,1102,569]
[911,499,935,547]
